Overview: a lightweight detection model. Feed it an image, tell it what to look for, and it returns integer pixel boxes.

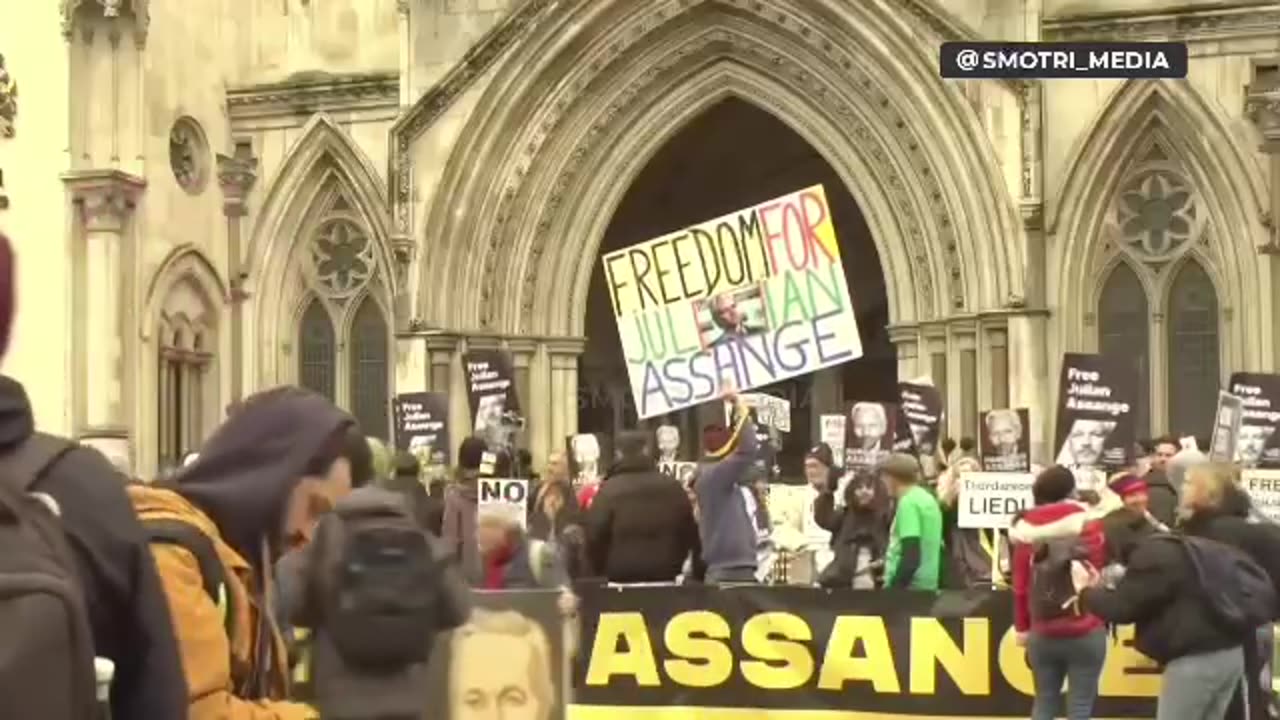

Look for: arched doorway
[578,98,895,475]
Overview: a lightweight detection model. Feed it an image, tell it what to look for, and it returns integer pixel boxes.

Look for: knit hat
[458,436,488,471]
[878,453,921,483]
[1108,473,1147,499]
[805,443,834,469]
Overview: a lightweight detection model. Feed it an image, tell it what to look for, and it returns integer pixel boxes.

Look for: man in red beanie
[1109,473,1169,531]
[693,387,760,584]
[0,231,188,718]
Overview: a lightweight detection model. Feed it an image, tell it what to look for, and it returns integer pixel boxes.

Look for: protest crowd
[6,179,1280,720]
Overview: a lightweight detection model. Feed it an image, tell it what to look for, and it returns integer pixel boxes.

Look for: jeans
[1158,646,1245,720]
[1026,628,1108,720]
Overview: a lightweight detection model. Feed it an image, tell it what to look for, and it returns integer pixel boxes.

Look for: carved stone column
[396,0,412,107]
[216,138,257,403]
[545,337,586,456]
[63,168,145,466]
[424,333,458,394]
[1246,61,1280,254]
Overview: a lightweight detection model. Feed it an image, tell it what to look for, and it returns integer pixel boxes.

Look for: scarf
[482,543,515,590]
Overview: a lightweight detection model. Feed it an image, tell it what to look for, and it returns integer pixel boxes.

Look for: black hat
[805,443,835,468]
[458,436,488,471]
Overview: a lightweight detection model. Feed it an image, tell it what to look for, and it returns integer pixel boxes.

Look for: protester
[1148,435,1178,475]
[475,504,579,618]
[0,231,189,719]
[1178,462,1280,720]
[386,449,442,535]
[131,387,367,719]
[694,389,760,584]
[1078,508,1247,719]
[528,450,581,544]
[881,453,943,589]
[1108,473,1170,531]
[936,455,1009,587]
[1007,466,1108,720]
[799,443,837,572]
[285,483,472,720]
[442,436,488,581]
[584,430,699,583]
[813,468,891,588]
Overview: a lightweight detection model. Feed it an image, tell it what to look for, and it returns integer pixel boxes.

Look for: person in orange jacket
[130,386,371,719]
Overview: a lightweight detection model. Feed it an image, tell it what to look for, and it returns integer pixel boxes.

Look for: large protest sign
[603,185,862,418]
[819,414,846,468]
[1243,470,1280,523]
[1053,353,1136,473]
[844,401,896,470]
[958,472,1035,529]
[392,391,449,463]
[739,392,791,432]
[1228,372,1280,468]
[572,585,1158,718]
[980,408,1031,473]
[899,382,944,456]
[1209,391,1244,463]
[463,349,522,452]
[479,478,530,529]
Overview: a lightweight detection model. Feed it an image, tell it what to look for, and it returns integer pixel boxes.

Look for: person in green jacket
[881,453,944,590]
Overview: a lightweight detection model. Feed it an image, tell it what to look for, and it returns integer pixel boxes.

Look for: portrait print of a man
[850,402,888,451]
[449,609,555,720]
[985,409,1023,456]
[1055,418,1116,469]
[700,287,767,347]
[655,424,680,463]
[474,394,514,452]
[1236,424,1277,468]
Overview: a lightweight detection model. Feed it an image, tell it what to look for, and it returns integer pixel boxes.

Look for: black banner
[1228,372,1280,469]
[844,401,896,470]
[899,383,944,456]
[463,349,522,452]
[572,586,1158,718]
[392,391,449,463]
[980,408,1031,473]
[1053,353,1135,473]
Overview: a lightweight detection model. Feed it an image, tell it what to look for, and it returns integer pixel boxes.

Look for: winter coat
[694,415,760,575]
[1008,501,1107,637]
[812,485,890,586]
[585,457,700,583]
[0,375,189,720]
[442,479,480,580]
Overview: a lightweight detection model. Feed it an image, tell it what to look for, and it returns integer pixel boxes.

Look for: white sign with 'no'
[479,478,530,529]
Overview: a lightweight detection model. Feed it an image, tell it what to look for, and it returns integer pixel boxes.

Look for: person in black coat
[814,469,891,588]
[1179,463,1280,720]
[1079,507,1246,719]
[585,430,700,583]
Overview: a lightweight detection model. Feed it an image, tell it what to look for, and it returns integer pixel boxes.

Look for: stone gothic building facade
[2,0,1279,476]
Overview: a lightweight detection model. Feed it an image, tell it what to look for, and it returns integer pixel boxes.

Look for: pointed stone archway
[401,0,1028,461]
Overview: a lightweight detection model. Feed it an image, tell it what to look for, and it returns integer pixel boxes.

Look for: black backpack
[1157,535,1276,633]
[1029,536,1089,622]
[315,492,442,670]
[0,433,98,720]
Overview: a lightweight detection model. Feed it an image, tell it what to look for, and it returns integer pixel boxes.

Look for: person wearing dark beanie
[442,435,489,581]
[0,232,190,718]
[1007,465,1108,720]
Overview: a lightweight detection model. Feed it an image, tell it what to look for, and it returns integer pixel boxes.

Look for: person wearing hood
[0,231,189,719]
[442,436,488,582]
[1007,466,1108,720]
[585,430,699,583]
[1179,462,1280,720]
[130,386,365,720]
[813,467,891,589]
[694,388,760,584]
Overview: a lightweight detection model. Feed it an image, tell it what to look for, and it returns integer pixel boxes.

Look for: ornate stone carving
[61,0,150,45]
[483,1,966,329]
[226,72,398,124]
[169,117,209,194]
[308,217,374,297]
[62,169,145,233]
[0,54,16,139]
[1118,171,1196,256]
[390,234,415,289]
[216,137,259,211]
[1045,6,1280,43]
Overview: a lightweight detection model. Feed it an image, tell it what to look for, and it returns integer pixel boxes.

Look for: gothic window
[289,196,391,436]
[1098,262,1150,440]
[1166,260,1220,437]
[299,298,336,401]
[349,296,390,440]
[157,277,216,472]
